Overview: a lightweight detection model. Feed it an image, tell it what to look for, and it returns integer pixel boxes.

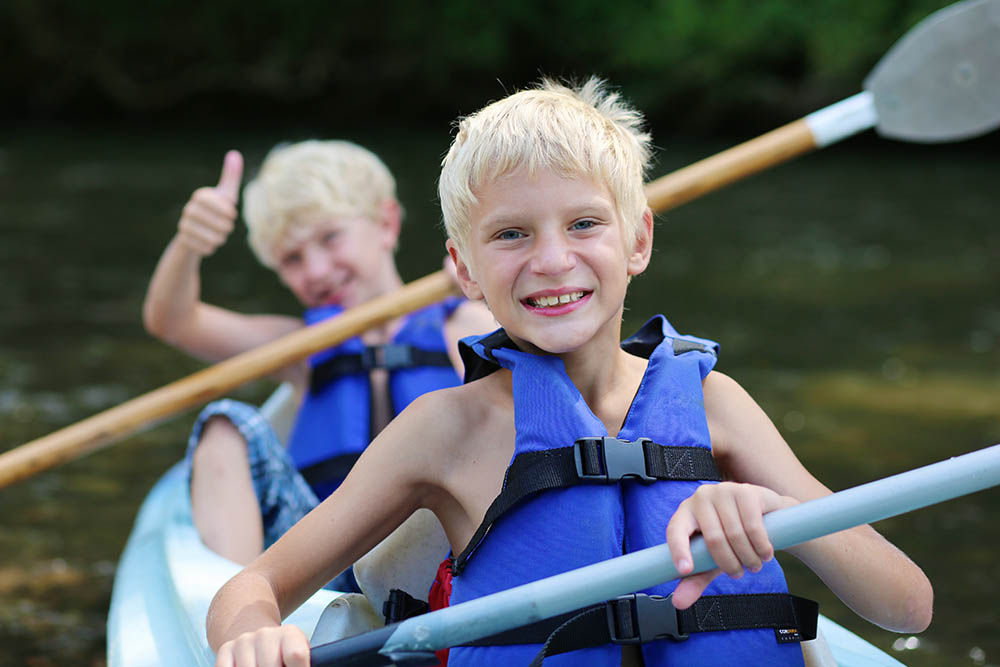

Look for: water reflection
[1,125,998,666]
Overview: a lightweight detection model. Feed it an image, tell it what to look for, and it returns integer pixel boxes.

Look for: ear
[446,239,484,301]
[626,207,654,276]
[377,199,403,250]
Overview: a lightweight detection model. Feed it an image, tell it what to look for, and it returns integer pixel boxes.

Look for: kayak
[106,460,341,666]
[106,386,907,666]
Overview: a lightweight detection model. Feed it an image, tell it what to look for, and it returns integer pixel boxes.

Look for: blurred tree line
[3,0,955,134]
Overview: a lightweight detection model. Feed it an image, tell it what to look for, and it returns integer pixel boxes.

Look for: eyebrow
[479,199,615,231]
[479,213,527,232]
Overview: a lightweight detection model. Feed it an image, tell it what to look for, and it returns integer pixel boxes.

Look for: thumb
[665,507,697,576]
[671,569,720,610]
[216,150,244,203]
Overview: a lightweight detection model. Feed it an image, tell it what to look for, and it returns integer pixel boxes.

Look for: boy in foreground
[206,79,933,666]
[144,140,493,572]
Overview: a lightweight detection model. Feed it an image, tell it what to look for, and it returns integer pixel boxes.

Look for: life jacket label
[775,627,804,643]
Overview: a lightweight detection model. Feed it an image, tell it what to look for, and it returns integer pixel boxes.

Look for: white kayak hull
[106,463,340,666]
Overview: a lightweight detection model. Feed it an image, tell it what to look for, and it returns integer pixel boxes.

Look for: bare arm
[143,151,306,384]
[207,388,465,661]
[698,371,933,632]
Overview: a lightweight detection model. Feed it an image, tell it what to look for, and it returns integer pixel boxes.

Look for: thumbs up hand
[176,150,244,257]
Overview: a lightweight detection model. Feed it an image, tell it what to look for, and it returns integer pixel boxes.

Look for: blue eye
[497,229,524,241]
[571,219,597,230]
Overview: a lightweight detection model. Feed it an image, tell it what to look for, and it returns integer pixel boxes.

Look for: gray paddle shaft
[380,444,1000,656]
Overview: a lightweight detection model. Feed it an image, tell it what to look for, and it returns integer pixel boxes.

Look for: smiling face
[273,206,400,309]
[448,167,652,356]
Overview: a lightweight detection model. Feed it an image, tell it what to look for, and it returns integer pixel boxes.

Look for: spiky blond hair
[439,77,652,261]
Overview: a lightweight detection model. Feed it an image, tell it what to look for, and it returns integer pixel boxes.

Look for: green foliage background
[3,0,955,133]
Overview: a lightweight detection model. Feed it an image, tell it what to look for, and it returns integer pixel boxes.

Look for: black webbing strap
[462,322,719,385]
[310,344,452,393]
[298,452,361,487]
[452,437,721,574]
[458,593,817,665]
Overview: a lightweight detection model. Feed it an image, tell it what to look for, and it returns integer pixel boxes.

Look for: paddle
[309,443,1000,665]
[2,0,997,489]
[645,0,1000,212]
[0,271,455,488]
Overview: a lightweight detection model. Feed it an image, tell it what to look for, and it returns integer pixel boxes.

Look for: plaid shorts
[185,398,319,547]
[183,399,359,592]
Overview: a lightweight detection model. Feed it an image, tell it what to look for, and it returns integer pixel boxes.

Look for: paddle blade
[864,0,1000,142]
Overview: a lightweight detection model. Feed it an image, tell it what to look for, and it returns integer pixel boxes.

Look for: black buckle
[606,593,688,644]
[382,588,429,625]
[573,436,655,482]
[362,343,413,370]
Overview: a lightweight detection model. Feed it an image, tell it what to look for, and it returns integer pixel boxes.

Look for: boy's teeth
[529,291,585,307]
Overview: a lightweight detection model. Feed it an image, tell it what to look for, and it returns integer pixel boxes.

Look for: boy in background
[144,141,494,581]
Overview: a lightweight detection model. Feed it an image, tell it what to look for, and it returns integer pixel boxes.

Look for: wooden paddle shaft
[0,270,457,488]
[645,118,818,213]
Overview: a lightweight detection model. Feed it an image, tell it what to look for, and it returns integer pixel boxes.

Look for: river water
[1,122,998,666]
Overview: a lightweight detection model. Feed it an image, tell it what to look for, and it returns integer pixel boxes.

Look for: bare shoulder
[702,370,764,435]
[378,371,511,473]
[702,369,780,464]
[365,369,513,548]
[703,371,829,499]
[389,382,480,445]
[338,386,478,509]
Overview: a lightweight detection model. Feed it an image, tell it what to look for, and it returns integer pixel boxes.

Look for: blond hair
[243,140,399,268]
[439,77,652,261]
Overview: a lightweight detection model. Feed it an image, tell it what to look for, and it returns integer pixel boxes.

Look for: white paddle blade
[864,0,1000,142]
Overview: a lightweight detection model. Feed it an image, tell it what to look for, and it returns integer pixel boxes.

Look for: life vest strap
[452,439,721,574]
[382,588,817,663]
[575,436,723,484]
[310,344,453,393]
[508,593,815,665]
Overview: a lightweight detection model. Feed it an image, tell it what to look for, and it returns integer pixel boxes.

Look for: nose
[530,230,576,276]
[302,245,329,281]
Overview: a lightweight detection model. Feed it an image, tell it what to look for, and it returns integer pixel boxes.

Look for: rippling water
[1,123,998,666]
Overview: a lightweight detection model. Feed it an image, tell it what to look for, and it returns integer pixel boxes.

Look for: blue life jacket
[448,315,806,666]
[286,298,463,500]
